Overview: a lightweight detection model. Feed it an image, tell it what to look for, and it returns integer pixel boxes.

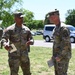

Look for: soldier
[48,9,71,75]
[2,11,34,75]
[0,27,3,49]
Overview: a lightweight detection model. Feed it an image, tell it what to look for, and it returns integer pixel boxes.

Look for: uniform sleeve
[58,27,71,59]
[27,30,34,45]
[30,31,34,45]
[2,29,10,43]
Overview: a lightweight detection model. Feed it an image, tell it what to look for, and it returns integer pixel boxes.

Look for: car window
[67,26,75,31]
[45,26,54,31]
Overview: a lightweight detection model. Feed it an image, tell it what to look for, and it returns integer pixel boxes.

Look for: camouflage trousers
[8,54,31,75]
[53,58,70,75]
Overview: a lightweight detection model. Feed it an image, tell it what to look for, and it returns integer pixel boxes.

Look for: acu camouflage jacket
[52,24,71,60]
[2,23,34,51]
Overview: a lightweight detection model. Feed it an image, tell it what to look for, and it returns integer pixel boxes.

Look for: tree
[65,9,75,26]
[0,0,44,29]
[0,0,22,27]
[35,20,44,29]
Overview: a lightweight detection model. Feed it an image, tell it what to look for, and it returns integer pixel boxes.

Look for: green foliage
[19,8,34,23]
[0,0,44,29]
[0,0,22,9]
[65,9,75,26]
[31,20,44,30]
[0,0,22,28]
[1,11,14,27]
[35,20,44,29]
[25,19,44,30]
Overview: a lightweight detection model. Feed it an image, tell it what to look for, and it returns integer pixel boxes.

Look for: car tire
[70,36,75,43]
[45,36,50,42]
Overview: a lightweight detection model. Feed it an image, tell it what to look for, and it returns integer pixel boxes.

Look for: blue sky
[22,0,75,21]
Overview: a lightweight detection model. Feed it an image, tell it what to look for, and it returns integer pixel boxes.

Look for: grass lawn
[33,35,44,40]
[0,47,75,75]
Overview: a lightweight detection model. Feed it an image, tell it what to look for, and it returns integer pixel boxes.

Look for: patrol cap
[13,11,25,18]
[47,9,59,17]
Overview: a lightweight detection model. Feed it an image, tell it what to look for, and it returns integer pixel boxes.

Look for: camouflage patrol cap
[13,11,25,18]
[47,9,59,18]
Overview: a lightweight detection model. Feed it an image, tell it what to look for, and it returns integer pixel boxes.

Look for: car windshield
[45,26,55,31]
[67,26,75,31]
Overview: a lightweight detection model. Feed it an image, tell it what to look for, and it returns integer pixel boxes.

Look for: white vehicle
[43,24,75,43]
[43,24,55,42]
[66,25,75,43]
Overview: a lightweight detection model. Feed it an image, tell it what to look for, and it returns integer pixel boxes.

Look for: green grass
[33,35,44,40]
[0,47,75,75]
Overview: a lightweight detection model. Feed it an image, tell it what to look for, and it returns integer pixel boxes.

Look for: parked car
[43,24,75,43]
[35,31,43,35]
[43,24,55,42]
[66,25,75,43]
[31,31,36,36]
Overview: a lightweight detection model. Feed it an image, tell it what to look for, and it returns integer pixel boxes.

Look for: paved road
[32,40,75,49]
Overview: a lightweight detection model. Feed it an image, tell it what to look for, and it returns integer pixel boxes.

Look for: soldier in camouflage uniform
[2,12,34,75]
[48,9,71,75]
[0,28,3,49]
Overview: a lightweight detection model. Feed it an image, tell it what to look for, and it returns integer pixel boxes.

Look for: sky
[22,0,75,22]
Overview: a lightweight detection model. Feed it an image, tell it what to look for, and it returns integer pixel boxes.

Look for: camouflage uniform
[52,23,71,75]
[2,23,34,75]
[0,28,3,40]
[0,28,3,49]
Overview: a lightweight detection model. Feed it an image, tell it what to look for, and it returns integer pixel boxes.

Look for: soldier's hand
[26,41,32,46]
[55,57,61,62]
[4,45,11,51]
